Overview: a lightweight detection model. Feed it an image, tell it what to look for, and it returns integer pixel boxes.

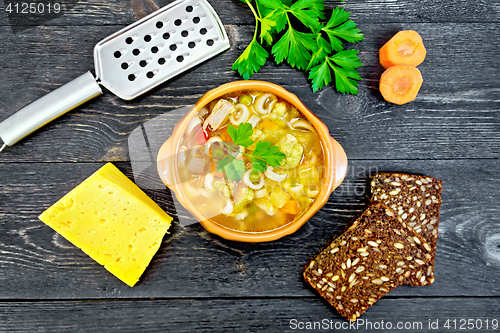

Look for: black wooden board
[1,0,499,27]
[1,298,500,333]
[0,0,499,330]
[0,159,498,299]
[0,23,499,161]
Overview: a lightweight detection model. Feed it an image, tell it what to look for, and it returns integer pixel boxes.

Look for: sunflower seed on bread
[303,203,432,322]
[370,173,442,285]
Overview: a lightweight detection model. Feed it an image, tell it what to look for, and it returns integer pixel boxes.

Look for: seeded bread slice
[303,203,432,322]
[370,173,442,285]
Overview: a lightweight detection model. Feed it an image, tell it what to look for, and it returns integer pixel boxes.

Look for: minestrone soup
[177,91,325,232]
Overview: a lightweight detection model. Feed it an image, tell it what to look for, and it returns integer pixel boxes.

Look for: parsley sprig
[215,123,286,181]
[232,0,365,94]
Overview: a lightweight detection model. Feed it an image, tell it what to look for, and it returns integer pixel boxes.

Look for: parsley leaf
[252,157,268,174]
[309,50,363,94]
[252,141,286,168]
[233,0,364,94]
[331,65,362,95]
[231,39,269,80]
[330,49,363,69]
[324,6,351,30]
[312,0,325,20]
[255,1,272,21]
[272,28,317,70]
[259,0,286,9]
[322,7,364,52]
[260,17,277,44]
[217,155,247,182]
[330,20,364,43]
[308,59,331,92]
[259,0,287,34]
[227,123,254,147]
[215,124,286,181]
[289,0,321,32]
[263,8,288,34]
[307,35,332,70]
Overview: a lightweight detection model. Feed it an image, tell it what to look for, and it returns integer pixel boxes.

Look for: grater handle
[0,71,102,149]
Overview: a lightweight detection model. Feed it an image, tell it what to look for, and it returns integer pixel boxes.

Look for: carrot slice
[379,30,426,69]
[281,200,300,215]
[219,126,233,144]
[379,65,423,105]
[210,155,224,178]
[260,118,279,131]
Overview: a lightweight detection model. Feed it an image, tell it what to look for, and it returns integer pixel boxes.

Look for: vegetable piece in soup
[177,91,325,232]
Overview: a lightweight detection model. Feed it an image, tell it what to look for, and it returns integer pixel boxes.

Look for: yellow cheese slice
[39,163,172,287]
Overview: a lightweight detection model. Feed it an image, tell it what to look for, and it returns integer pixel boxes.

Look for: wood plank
[0,23,499,161]
[0,297,499,332]
[0,159,498,299]
[0,0,498,28]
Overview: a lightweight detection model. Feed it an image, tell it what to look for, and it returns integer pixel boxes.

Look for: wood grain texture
[0,297,499,332]
[0,0,498,27]
[0,23,499,161]
[0,159,498,299]
[0,0,499,329]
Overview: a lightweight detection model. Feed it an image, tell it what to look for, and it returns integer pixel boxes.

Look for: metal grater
[0,0,229,152]
[95,0,229,100]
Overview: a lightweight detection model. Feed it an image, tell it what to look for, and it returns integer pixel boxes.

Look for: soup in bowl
[157,81,347,242]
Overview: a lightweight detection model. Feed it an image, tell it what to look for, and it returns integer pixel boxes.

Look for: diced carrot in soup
[218,126,233,143]
[281,200,300,215]
[260,118,280,130]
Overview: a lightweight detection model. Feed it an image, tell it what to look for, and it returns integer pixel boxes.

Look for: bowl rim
[157,80,347,242]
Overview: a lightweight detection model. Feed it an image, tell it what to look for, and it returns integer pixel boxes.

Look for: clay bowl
[157,80,347,242]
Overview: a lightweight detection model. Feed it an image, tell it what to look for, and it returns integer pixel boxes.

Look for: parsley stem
[244,0,260,41]
[255,0,263,20]
[244,0,259,21]
[285,11,292,29]
[220,141,267,164]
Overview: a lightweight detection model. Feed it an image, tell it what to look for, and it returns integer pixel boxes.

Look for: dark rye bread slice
[303,203,432,322]
[370,173,442,286]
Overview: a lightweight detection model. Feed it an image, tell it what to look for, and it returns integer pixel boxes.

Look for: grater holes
[139,57,153,67]
[147,70,159,79]
[186,5,193,12]
[156,21,164,29]
[151,46,159,53]
[128,74,136,81]
[188,41,196,49]
[200,28,207,35]
[132,49,141,56]
[206,39,214,46]
[163,32,170,40]
[170,44,177,51]
[174,19,182,26]
[176,55,184,62]
[192,17,200,24]
[181,30,189,37]
[121,62,129,70]
[158,56,171,65]
[125,34,139,45]
[114,51,122,58]
[144,35,152,42]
